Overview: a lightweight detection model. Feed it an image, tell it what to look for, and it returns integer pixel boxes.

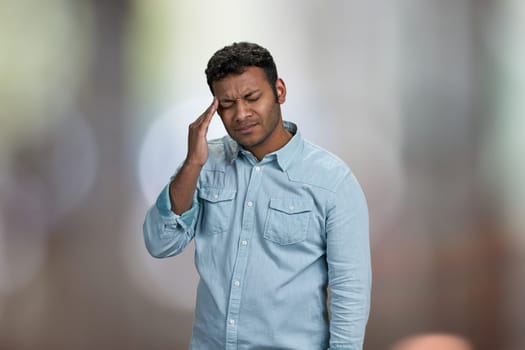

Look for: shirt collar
[228,121,302,172]
[273,121,302,172]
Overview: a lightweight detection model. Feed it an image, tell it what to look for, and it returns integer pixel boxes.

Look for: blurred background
[0,0,523,349]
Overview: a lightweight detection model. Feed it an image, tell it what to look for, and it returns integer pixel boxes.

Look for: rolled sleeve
[143,184,199,258]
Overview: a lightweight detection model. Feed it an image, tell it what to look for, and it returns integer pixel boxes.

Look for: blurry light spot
[0,0,93,156]
[390,333,473,350]
[338,121,405,240]
[0,172,47,297]
[43,114,98,223]
[482,0,525,242]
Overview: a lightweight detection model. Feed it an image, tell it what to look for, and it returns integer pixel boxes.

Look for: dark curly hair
[205,42,279,100]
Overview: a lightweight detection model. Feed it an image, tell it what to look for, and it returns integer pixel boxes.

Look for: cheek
[217,109,227,121]
[259,100,276,115]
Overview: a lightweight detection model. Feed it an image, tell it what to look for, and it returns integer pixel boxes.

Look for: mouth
[235,123,257,135]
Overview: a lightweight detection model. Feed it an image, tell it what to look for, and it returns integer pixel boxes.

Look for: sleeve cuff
[155,183,198,229]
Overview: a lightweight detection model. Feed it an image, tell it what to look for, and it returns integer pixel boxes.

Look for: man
[143,42,371,350]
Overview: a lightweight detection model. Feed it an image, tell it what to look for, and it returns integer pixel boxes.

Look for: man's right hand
[185,98,219,167]
[169,98,218,215]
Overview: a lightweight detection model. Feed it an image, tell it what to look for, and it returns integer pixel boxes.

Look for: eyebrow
[219,89,260,103]
[244,89,260,98]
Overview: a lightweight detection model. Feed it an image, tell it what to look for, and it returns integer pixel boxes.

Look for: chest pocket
[198,188,236,235]
[263,198,312,245]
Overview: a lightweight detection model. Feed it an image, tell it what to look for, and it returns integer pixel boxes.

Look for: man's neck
[246,126,293,161]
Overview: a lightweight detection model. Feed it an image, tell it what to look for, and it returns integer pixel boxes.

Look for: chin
[238,137,264,148]
[238,139,258,148]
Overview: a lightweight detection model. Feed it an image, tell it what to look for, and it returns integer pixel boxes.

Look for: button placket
[225,160,264,347]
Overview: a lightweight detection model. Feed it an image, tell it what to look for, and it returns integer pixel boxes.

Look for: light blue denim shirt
[143,121,371,350]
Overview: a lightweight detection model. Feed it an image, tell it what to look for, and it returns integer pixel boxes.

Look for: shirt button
[213,194,219,199]
[233,280,240,287]
[255,166,261,171]
[229,319,235,325]
[241,240,248,246]
[247,201,253,207]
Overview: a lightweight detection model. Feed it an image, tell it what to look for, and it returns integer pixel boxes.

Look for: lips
[235,123,257,134]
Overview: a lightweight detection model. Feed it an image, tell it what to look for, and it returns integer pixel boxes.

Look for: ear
[275,78,286,104]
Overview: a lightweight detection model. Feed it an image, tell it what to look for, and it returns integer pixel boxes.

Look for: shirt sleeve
[143,183,199,258]
[326,172,372,350]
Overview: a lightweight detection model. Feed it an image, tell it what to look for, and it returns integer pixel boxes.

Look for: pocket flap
[269,198,312,214]
[198,188,236,203]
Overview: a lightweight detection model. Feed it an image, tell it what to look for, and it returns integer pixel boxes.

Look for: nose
[234,100,252,122]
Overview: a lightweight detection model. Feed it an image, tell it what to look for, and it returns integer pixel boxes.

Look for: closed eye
[219,100,234,109]
[244,91,261,103]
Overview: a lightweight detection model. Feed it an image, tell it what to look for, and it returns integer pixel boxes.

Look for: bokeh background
[1,0,524,349]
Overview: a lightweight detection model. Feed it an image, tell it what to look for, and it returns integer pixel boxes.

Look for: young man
[143,42,371,350]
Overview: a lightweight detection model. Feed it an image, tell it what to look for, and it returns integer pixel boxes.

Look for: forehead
[212,66,270,97]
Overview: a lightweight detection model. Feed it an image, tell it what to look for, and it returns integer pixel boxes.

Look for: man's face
[212,66,286,157]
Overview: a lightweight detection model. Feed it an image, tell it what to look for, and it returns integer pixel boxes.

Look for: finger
[193,98,217,125]
[200,98,218,126]
[205,97,218,119]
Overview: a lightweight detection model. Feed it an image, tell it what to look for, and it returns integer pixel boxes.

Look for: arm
[171,97,218,214]
[143,98,218,258]
[326,172,372,350]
